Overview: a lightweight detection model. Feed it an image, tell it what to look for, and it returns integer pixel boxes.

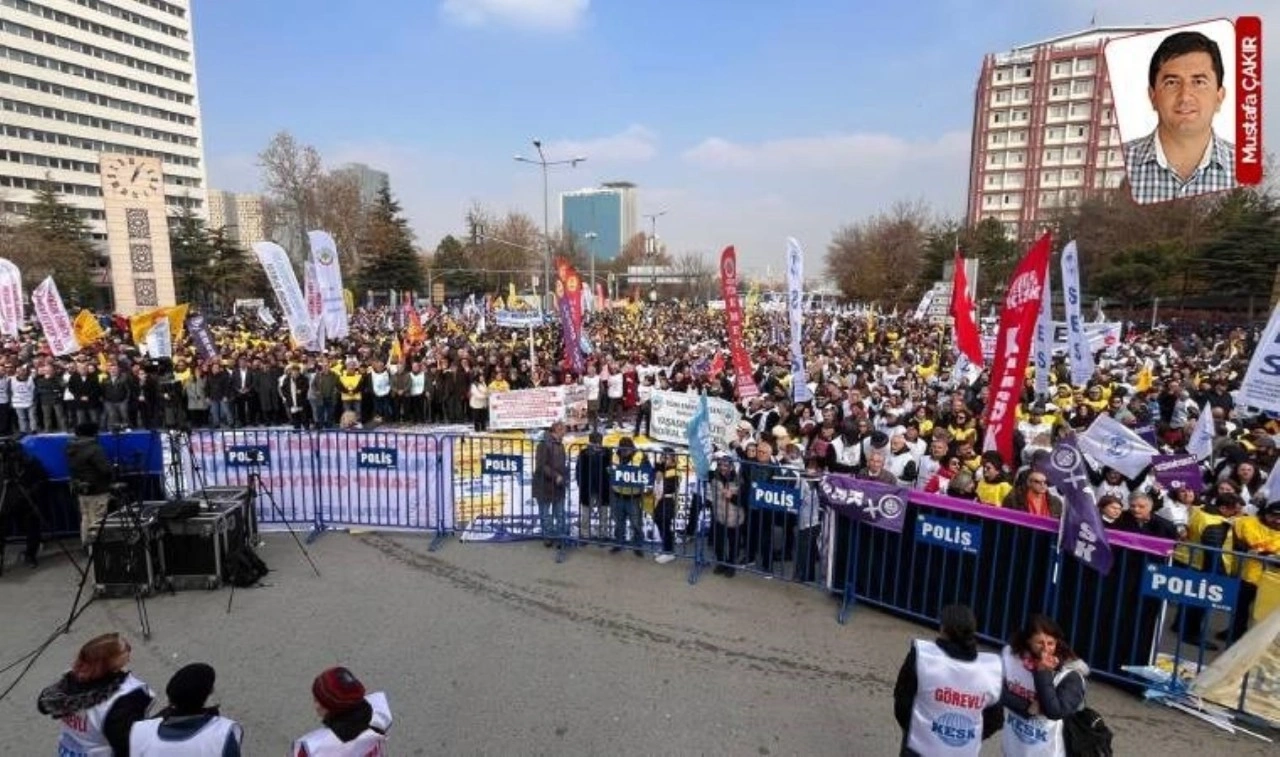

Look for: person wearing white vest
[292,666,392,757]
[129,662,243,756]
[893,604,1004,756]
[999,615,1089,757]
[38,632,154,757]
[11,364,37,433]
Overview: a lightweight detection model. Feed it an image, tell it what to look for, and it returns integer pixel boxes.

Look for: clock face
[103,156,162,201]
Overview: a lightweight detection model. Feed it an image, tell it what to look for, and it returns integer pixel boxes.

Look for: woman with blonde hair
[38,632,154,756]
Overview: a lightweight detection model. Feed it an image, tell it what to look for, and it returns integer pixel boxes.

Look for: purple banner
[1151,454,1205,494]
[817,474,908,533]
[188,314,218,363]
[1133,423,1158,448]
[1040,438,1114,576]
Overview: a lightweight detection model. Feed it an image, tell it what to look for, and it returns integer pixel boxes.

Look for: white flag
[1061,241,1095,386]
[145,316,172,358]
[1186,402,1216,462]
[0,258,24,337]
[307,230,349,340]
[1239,303,1280,414]
[252,241,312,345]
[1033,268,1053,398]
[257,305,277,327]
[31,277,80,356]
[787,237,812,403]
[1079,413,1158,480]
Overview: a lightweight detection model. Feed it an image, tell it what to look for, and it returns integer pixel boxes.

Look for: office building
[0,0,208,306]
[336,161,389,206]
[560,181,637,262]
[966,26,1156,240]
[207,189,266,247]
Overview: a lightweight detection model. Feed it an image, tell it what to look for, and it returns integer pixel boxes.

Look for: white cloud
[439,0,588,32]
[682,131,970,173]
[542,125,659,165]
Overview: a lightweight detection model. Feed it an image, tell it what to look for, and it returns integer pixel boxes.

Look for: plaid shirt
[1122,130,1236,204]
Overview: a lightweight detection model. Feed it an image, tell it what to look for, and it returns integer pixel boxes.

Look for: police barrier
[703,459,823,583]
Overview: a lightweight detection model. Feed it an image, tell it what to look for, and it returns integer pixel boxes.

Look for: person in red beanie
[290,667,392,757]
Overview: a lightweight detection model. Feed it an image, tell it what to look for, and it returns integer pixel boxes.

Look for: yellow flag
[97,351,110,374]
[129,307,167,346]
[508,283,520,309]
[1135,360,1154,392]
[73,309,106,346]
[167,303,189,343]
[343,289,355,314]
[389,336,403,365]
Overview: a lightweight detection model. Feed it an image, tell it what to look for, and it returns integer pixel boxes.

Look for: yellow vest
[339,372,363,401]
[976,480,1012,507]
[1233,516,1280,585]
[1186,509,1237,575]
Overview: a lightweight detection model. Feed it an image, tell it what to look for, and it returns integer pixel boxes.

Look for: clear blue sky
[194,0,1272,276]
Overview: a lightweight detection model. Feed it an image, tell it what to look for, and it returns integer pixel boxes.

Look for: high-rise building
[207,190,266,247]
[966,26,1156,240]
[336,161,389,206]
[0,0,209,234]
[560,182,637,262]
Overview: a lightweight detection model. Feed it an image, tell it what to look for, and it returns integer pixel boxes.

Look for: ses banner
[187,430,454,531]
[488,385,589,430]
[649,389,740,448]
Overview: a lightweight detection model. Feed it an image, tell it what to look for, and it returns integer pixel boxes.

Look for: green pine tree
[169,205,214,305]
[357,186,424,294]
[19,181,98,297]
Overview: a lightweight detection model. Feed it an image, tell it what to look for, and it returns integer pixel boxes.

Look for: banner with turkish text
[719,246,760,399]
[1040,438,1113,576]
[307,230,350,339]
[0,258,23,337]
[817,474,907,533]
[1033,267,1053,397]
[1060,241,1095,386]
[188,313,219,363]
[31,276,79,356]
[786,237,812,402]
[1239,302,1280,413]
[252,242,313,345]
[982,232,1052,465]
[555,257,585,374]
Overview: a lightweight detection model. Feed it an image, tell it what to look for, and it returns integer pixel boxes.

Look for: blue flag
[687,392,714,480]
[1040,437,1114,576]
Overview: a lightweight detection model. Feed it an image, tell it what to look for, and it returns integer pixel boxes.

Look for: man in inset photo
[1122,30,1237,204]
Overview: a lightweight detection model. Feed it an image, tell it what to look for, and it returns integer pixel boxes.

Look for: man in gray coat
[533,421,569,547]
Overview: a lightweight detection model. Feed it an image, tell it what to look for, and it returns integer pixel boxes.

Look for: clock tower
[99,155,177,312]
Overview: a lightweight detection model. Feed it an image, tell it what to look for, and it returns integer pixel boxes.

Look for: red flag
[949,248,984,365]
[982,232,1052,464]
[719,246,760,400]
[708,351,725,377]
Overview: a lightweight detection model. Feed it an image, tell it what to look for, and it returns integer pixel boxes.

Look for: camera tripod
[65,482,157,641]
[224,462,320,614]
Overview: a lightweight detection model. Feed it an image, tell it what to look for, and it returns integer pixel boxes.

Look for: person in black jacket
[206,362,234,429]
[0,444,48,572]
[1115,492,1180,539]
[65,422,113,547]
[575,431,610,539]
[67,361,102,427]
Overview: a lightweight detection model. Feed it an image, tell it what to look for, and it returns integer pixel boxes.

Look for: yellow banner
[128,304,188,347]
[72,309,105,346]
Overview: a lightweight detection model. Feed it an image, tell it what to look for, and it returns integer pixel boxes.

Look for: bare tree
[257,131,323,259]
[313,171,366,271]
[676,251,716,300]
[826,199,932,306]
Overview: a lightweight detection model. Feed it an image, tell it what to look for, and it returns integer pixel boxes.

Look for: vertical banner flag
[252,242,313,345]
[786,238,812,403]
[1033,267,1054,398]
[949,247,984,366]
[146,315,173,358]
[31,277,80,356]
[719,246,760,400]
[188,314,218,362]
[687,393,714,481]
[307,230,350,339]
[1041,438,1114,576]
[0,258,23,337]
[555,257,585,373]
[303,261,325,352]
[1186,402,1217,461]
[1060,240,1095,386]
[983,232,1052,463]
[1239,302,1280,414]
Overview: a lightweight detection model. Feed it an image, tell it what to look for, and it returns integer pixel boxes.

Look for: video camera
[0,436,28,481]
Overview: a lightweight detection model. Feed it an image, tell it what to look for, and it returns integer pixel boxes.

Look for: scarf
[37,671,126,719]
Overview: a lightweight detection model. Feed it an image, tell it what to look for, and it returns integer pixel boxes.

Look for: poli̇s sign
[1141,563,1239,612]
[483,454,523,477]
[914,514,982,556]
[611,466,654,489]
[225,445,269,467]
[357,447,398,469]
[750,482,799,512]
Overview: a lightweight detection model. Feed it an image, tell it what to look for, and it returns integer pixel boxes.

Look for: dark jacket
[1001,656,1090,721]
[65,436,112,495]
[67,373,101,408]
[100,373,135,404]
[35,374,64,404]
[893,637,1004,756]
[575,445,611,508]
[1115,512,1179,540]
[532,434,568,502]
[206,370,234,402]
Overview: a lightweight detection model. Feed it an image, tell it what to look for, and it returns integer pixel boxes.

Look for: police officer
[38,632,154,756]
[893,604,1004,756]
[129,662,243,755]
[608,437,651,556]
[291,667,392,757]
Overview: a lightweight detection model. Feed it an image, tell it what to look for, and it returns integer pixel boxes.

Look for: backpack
[224,546,269,588]
[1063,706,1113,757]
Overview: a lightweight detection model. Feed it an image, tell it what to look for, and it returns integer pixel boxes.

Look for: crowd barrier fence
[7,428,1278,725]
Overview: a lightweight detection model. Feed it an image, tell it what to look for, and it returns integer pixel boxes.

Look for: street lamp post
[583,231,598,305]
[514,140,586,310]
[642,210,667,304]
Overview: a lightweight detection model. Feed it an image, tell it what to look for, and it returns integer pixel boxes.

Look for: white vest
[906,640,1003,756]
[370,371,391,397]
[886,449,915,486]
[128,715,242,756]
[409,372,426,396]
[57,674,152,757]
[11,375,34,408]
[1000,646,1067,757]
[291,692,392,757]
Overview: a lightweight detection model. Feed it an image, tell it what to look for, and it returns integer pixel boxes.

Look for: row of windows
[993,56,1096,84]
[0,199,104,223]
[0,45,194,105]
[1,123,202,168]
[0,71,196,125]
[127,0,185,20]
[2,19,191,82]
[0,148,202,188]
[69,0,188,39]
[1,96,198,146]
[8,0,188,54]
[0,173,202,209]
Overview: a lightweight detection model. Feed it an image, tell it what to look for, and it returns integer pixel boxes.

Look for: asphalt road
[1,531,1273,756]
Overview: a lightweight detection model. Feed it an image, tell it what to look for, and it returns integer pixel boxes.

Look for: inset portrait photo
[1105,20,1239,205]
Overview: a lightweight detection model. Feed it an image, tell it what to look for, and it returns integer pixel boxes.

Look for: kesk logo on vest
[931,711,979,748]
[1010,711,1050,745]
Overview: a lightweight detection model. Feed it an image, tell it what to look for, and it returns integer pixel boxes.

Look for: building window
[1044,149,1062,162]
[1020,66,1032,77]
[994,69,1007,82]
[1049,84,1066,97]
[984,195,998,208]
[1069,103,1091,119]
[1009,151,1024,164]
[986,174,1000,187]
[1011,130,1027,144]
[992,111,1006,124]
[1046,127,1064,140]
[1014,87,1030,102]
[1013,109,1029,122]
[994,90,1010,103]
[1071,79,1093,95]
[1075,57,1095,73]
[1052,62,1068,76]
[1048,105,1066,119]
[1042,170,1058,184]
